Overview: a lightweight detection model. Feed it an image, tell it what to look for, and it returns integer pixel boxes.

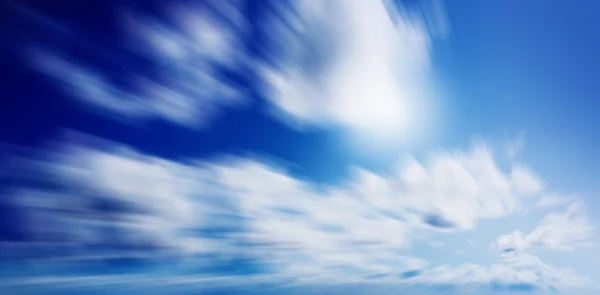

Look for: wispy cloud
[27,1,249,127]
[412,252,588,290]
[26,0,444,141]
[496,203,594,252]
[2,133,588,290]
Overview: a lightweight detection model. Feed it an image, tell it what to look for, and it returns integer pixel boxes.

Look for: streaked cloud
[496,203,594,252]
[29,1,249,127]
[256,0,441,142]
[4,0,598,293]
[2,133,589,290]
[413,252,588,290]
[27,0,444,144]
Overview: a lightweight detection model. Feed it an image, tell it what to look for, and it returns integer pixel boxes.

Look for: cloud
[27,0,443,139]
[257,0,440,141]
[413,252,588,290]
[211,159,420,279]
[29,1,249,127]
[399,144,546,230]
[4,134,578,289]
[496,231,530,253]
[511,164,545,196]
[496,203,594,252]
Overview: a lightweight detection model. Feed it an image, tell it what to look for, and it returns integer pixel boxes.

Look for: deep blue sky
[1,0,599,184]
[2,0,600,188]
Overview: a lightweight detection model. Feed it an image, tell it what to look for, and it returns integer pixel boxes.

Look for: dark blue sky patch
[401,269,421,279]
[422,213,455,229]
[489,281,537,292]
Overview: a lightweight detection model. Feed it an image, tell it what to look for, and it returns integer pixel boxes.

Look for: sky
[1,0,600,294]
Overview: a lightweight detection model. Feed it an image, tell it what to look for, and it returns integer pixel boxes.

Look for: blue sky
[1,0,600,294]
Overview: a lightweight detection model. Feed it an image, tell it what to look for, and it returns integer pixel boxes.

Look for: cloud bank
[1,133,592,291]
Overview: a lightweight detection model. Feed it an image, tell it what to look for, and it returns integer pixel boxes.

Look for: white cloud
[32,53,153,118]
[414,252,588,289]
[496,203,594,252]
[528,203,594,250]
[511,164,545,196]
[7,136,568,284]
[399,144,545,230]
[31,0,441,138]
[31,2,249,127]
[418,0,451,39]
[258,0,439,141]
[495,231,531,253]
[211,159,417,278]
